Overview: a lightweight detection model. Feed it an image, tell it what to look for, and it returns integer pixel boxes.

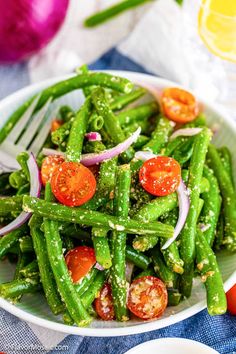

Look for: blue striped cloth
[0,49,236,354]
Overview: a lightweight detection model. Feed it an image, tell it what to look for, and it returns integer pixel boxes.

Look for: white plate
[0,71,236,336]
[124,338,218,354]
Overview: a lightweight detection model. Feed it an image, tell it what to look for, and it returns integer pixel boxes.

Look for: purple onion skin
[0,0,69,63]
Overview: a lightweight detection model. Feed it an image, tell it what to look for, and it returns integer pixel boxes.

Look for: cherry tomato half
[65,246,96,283]
[51,119,63,132]
[139,156,181,196]
[41,155,64,186]
[94,283,115,321]
[127,276,167,320]
[51,161,97,207]
[162,87,199,123]
[227,284,236,315]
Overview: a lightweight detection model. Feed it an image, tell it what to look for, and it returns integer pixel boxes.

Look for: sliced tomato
[51,161,96,206]
[94,283,115,321]
[227,284,236,315]
[162,87,199,123]
[51,119,63,132]
[127,276,167,320]
[139,156,181,196]
[65,246,96,283]
[41,155,64,186]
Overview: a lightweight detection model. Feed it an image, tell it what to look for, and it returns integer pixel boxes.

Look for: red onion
[135,151,158,161]
[170,128,203,141]
[0,0,69,63]
[161,179,190,250]
[0,153,41,236]
[85,132,102,142]
[125,261,134,283]
[94,262,104,271]
[42,127,141,166]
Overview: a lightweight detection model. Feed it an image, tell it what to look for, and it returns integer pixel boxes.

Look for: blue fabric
[0,48,236,354]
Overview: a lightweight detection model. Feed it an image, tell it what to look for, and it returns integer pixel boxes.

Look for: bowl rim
[0,70,236,337]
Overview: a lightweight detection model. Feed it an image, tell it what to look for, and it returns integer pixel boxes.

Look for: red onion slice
[85,132,102,142]
[43,127,141,166]
[135,151,158,162]
[161,179,190,250]
[170,128,202,141]
[125,261,134,283]
[94,262,104,271]
[0,153,41,236]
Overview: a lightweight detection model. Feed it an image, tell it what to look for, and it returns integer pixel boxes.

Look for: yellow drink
[198,0,236,62]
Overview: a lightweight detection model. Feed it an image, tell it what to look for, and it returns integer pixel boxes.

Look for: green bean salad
[0,69,235,327]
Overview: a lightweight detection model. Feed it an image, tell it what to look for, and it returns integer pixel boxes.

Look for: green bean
[171,137,194,166]
[133,135,149,150]
[143,116,173,154]
[30,216,64,315]
[0,277,41,299]
[0,174,14,196]
[60,223,91,242]
[92,227,112,269]
[62,235,74,252]
[81,271,106,309]
[92,87,134,162]
[0,72,133,144]
[20,260,39,278]
[44,183,91,326]
[111,164,131,321]
[16,184,29,196]
[16,152,30,180]
[179,127,212,298]
[51,119,73,146]
[125,245,150,270]
[0,226,27,260]
[88,112,104,132]
[168,288,182,306]
[59,105,75,122]
[9,170,27,189]
[110,88,146,111]
[74,267,99,295]
[84,0,152,27]
[19,236,34,253]
[13,252,33,301]
[133,267,155,280]
[207,144,236,252]
[195,229,227,315]
[117,102,158,127]
[133,234,159,252]
[23,196,174,237]
[66,97,91,162]
[160,210,184,275]
[151,247,178,288]
[123,119,150,136]
[214,213,224,251]
[132,175,209,252]
[199,166,222,246]
[84,157,117,210]
[0,196,23,216]
[77,64,94,97]
[218,146,235,188]
[83,140,106,154]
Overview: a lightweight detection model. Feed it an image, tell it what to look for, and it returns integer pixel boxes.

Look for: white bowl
[124,338,218,354]
[0,71,236,337]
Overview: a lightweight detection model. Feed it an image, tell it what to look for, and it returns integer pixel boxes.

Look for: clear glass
[182,1,236,117]
[198,0,236,62]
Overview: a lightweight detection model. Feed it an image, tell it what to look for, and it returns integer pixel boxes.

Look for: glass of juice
[198,0,236,62]
[182,0,236,117]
